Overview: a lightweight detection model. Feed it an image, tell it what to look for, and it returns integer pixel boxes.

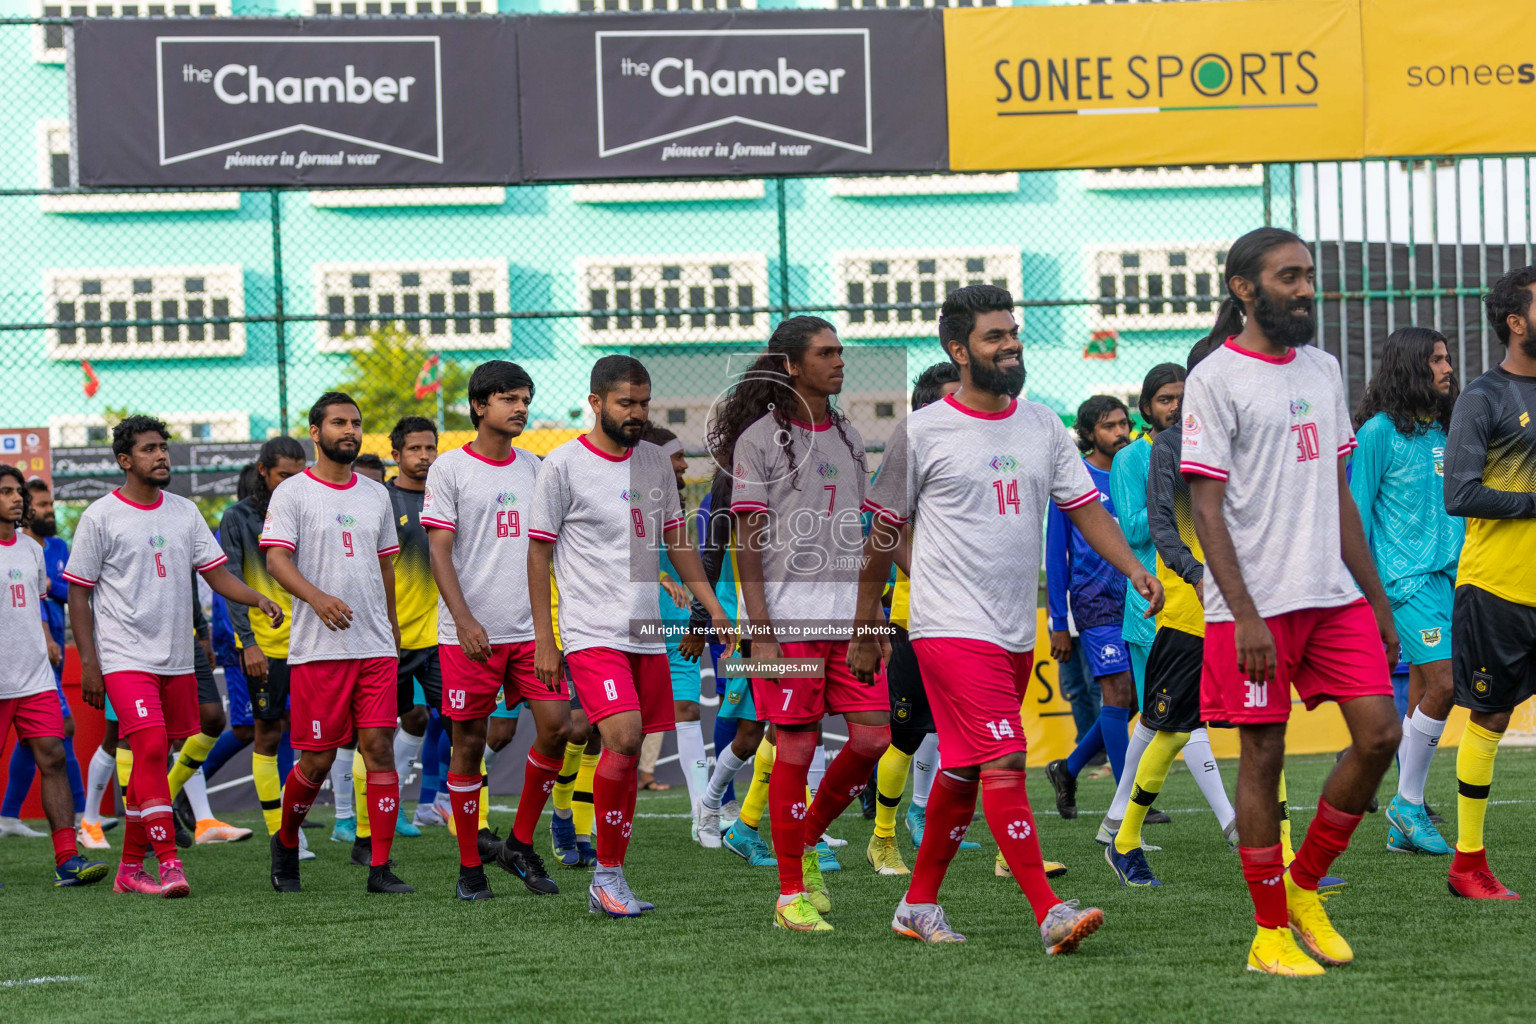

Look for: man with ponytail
[852,285,1161,951]
[1348,327,1462,856]
[1181,227,1402,976]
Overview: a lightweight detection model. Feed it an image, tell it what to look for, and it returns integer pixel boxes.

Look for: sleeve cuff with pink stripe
[528,529,558,542]
[662,517,687,531]
[61,571,96,588]
[1054,489,1101,511]
[1337,438,1358,456]
[258,538,297,552]
[419,516,456,532]
[195,553,229,573]
[730,500,769,515]
[859,498,909,525]
[1180,461,1230,481]
[376,544,401,558]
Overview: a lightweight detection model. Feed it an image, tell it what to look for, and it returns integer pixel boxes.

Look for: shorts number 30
[1243,680,1269,708]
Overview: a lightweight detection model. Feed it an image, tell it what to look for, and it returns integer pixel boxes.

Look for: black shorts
[398,647,443,714]
[887,628,934,737]
[193,640,220,706]
[1142,627,1203,734]
[249,655,291,722]
[1453,584,1536,713]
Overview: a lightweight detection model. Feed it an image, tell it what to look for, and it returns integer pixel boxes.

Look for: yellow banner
[1362,0,1536,156]
[944,0,1364,171]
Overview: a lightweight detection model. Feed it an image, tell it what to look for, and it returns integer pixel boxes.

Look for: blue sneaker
[721,820,777,867]
[549,813,580,867]
[1105,844,1161,887]
[816,839,842,873]
[575,838,597,868]
[394,809,421,838]
[905,805,926,847]
[331,816,357,844]
[55,855,110,887]
[1318,875,1347,891]
[1385,794,1451,855]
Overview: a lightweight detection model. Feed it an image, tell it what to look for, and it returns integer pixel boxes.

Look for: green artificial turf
[2,751,1534,1024]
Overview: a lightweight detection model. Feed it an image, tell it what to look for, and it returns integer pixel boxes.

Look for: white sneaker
[720,800,741,830]
[412,804,447,828]
[297,829,317,862]
[695,800,722,849]
[0,816,46,839]
[821,832,847,850]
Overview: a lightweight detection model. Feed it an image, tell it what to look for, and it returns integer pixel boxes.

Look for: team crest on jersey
[1432,446,1446,477]
[335,513,357,528]
[734,463,746,479]
[1473,670,1492,696]
[1521,411,1531,428]
[1421,628,1442,648]
[398,514,408,526]
[495,491,517,506]
[1101,643,1121,662]
[1183,412,1202,436]
[815,462,839,479]
[989,455,1019,473]
[148,535,167,550]
[6,568,22,581]
[1289,398,1313,416]
[1151,691,1171,721]
[263,512,273,531]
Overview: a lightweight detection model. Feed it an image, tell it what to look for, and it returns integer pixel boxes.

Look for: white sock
[330,751,354,819]
[1107,720,1157,822]
[393,729,426,800]
[1183,727,1235,834]
[911,733,939,809]
[809,744,827,798]
[183,769,215,823]
[704,747,747,809]
[83,746,115,826]
[676,720,708,810]
[483,745,501,778]
[1397,708,1446,805]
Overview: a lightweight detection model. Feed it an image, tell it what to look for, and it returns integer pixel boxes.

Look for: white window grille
[50,411,251,447]
[571,181,766,204]
[576,253,768,346]
[569,0,755,11]
[1087,244,1227,332]
[1081,165,1264,190]
[832,248,1022,339]
[34,0,230,64]
[308,188,505,209]
[305,0,489,14]
[312,260,510,352]
[44,264,246,360]
[828,0,1010,7]
[36,120,241,214]
[827,174,1018,198]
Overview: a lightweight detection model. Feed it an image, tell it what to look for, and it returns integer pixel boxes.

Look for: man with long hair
[1443,265,1536,900]
[1182,228,1401,975]
[1349,327,1462,856]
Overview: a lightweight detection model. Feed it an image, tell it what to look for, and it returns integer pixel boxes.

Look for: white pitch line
[0,976,87,988]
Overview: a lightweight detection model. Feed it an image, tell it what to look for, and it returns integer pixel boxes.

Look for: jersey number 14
[992,479,1022,515]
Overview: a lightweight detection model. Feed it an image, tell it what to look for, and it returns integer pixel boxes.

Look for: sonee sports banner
[70,18,521,187]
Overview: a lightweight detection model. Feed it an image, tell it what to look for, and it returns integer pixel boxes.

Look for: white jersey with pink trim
[64,489,227,675]
[260,469,399,665]
[731,412,867,641]
[1179,338,1362,622]
[864,395,1097,653]
[0,535,57,700]
[421,443,542,646]
[527,436,685,655]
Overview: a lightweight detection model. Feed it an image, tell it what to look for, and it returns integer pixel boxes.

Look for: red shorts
[0,690,66,742]
[440,641,568,721]
[1201,598,1392,725]
[911,638,1034,769]
[564,647,672,734]
[290,657,398,750]
[103,671,199,740]
[752,640,889,725]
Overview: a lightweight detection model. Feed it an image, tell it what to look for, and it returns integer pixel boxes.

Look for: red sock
[1240,843,1287,928]
[51,827,78,867]
[445,772,482,868]
[514,748,564,846]
[593,750,638,868]
[1290,797,1363,891]
[278,767,323,850]
[121,804,146,869]
[128,728,178,864]
[1451,847,1489,875]
[802,722,890,850]
[905,769,978,905]
[980,769,1058,925]
[769,729,816,896]
[367,771,400,867]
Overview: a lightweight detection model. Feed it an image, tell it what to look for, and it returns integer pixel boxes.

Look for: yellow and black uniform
[388,479,442,713]
[218,495,294,721]
[1144,424,1207,734]
[1446,365,1536,714]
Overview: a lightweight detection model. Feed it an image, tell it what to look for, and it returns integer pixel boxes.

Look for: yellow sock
[168,732,217,799]
[1456,720,1501,854]
[252,753,282,835]
[114,747,133,790]
[573,752,599,839]
[354,748,371,840]
[740,738,774,829]
[874,747,913,839]
[479,757,490,832]
[1278,770,1294,866]
[552,741,583,814]
[1115,730,1189,855]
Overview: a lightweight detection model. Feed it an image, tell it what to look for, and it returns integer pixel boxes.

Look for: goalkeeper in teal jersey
[1349,326,1463,855]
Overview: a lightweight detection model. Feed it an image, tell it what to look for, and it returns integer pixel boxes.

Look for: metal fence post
[776,177,790,319]
[270,189,289,434]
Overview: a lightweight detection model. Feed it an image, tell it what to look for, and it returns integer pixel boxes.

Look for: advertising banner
[944,0,1365,171]
[0,428,52,491]
[51,439,314,503]
[71,18,521,186]
[518,11,949,180]
[1362,0,1535,157]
